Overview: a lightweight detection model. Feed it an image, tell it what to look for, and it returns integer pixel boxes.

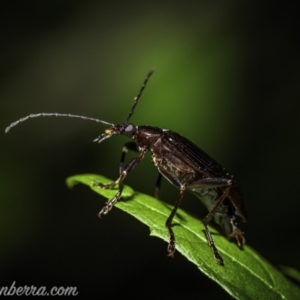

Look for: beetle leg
[185,178,232,225]
[154,166,185,257]
[185,177,230,189]
[229,216,245,247]
[119,142,139,174]
[166,188,185,258]
[96,148,147,218]
[201,185,231,226]
[93,142,139,190]
[185,178,232,264]
[188,178,246,252]
[203,224,224,265]
[154,173,163,199]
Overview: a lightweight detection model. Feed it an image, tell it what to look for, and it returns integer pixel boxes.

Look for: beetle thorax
[133,125,163,148]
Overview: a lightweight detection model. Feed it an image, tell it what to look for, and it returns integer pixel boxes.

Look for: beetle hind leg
[203,225,224,265]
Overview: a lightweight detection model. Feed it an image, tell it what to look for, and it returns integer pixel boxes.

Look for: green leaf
[66,174,300,300]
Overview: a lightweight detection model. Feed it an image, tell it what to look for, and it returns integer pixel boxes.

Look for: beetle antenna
[125,68,155,124]
[5,113,114,133]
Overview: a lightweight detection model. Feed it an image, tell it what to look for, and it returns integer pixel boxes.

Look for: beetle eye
[125,123,135,134]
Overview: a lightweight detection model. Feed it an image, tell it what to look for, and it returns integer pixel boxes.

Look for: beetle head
[93,122,137,143]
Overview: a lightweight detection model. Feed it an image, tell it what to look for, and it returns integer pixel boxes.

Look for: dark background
[1,1,299,298]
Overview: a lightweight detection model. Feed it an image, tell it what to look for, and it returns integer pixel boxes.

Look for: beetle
[5,69,247,265]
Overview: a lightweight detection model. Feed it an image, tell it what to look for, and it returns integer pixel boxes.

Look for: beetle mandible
[5,69,247,265]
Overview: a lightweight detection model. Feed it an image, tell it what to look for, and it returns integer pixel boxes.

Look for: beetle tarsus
[167,243,176,258]
[214,250,224,266]
[97,202,112,217]
[97,190,123,218]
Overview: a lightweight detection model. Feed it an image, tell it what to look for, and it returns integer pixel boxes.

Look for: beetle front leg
[119,142,139,174]
[96,148,147,218]
[93,142,138,189]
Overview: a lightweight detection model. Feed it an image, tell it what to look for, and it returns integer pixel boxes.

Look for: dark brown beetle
[5,69,247,265]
